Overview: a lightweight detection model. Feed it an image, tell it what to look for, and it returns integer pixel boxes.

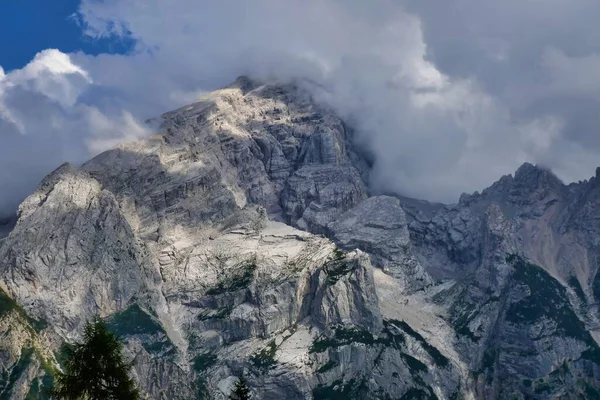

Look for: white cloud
[2,0,600,214]
[542,48,600,96]
[0,49,149,216]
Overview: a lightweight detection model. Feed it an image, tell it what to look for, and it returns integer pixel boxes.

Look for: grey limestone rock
[1,78,599,399]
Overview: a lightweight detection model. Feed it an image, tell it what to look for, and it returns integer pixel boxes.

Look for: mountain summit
[1,78,599,399]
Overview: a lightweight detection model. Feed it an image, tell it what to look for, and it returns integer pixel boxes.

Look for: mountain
[0,215,16,241]
[1,76,599,399]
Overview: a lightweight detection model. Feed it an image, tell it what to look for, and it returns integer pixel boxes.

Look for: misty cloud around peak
[2,0,600,216]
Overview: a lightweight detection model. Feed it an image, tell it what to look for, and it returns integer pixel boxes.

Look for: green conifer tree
[52,316,140,400]
[229,377,251,400]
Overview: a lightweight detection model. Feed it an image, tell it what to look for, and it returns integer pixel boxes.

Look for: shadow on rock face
[0,214,16,240]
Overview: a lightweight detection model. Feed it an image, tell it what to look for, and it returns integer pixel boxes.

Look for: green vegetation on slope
[324,249,355,285]
[193,353,218,373]
[250,341,277,372]
[52,318,140,400]
[106,304,164,336]
[310,326,380,353]
[507,255,600,364]
[192,353,218,400]
[106,304,175,357]
[206,262,257,295]
[316,360,338,373]
[400,388,438,400]
[249,326,298,374]
[312,378,369,400]
[0,347,34,400]
[24,353,55,400]
[0,289,54,399]
[507,256,597,341]
[389,320,449,368]
[0,287,47,332]
[308,323,439,399]
[0,347,54,400]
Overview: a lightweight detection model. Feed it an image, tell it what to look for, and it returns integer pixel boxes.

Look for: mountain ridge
[1,77,599,399]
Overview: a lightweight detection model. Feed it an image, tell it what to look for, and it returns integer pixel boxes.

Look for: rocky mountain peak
[226,75,259,94]
[457,162,567,221]
[513,162,563,188]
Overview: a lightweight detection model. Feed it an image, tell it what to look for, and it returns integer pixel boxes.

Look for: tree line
[50,317,251,400]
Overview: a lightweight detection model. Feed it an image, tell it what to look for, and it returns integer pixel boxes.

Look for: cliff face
[0,77,599,399]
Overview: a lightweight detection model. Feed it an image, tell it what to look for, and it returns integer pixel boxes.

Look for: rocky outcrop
[408,169,600,399]
[1,163,152,335]
[331,196,432,292]
[0,77,599,399]
[0,286,55,400]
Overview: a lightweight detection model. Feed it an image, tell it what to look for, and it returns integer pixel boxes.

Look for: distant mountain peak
[226,75,259,94]
[514,162,562,185]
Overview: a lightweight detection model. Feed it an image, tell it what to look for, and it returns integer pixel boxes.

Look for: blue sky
[0,0,133,71]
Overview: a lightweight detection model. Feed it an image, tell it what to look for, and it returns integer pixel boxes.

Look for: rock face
[331,196,432,292]
[0,77,599,399]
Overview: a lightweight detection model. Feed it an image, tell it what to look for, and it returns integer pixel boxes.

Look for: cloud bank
[2,0,600,215]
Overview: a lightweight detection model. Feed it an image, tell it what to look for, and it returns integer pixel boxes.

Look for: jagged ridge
[0,77,599,399]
